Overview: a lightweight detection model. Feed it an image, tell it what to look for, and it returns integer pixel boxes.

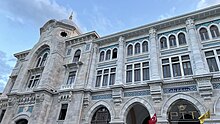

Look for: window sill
[28,66,44,73]
[57,120,64,124]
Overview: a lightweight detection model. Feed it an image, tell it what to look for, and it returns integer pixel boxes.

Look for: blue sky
[0,0,219,92]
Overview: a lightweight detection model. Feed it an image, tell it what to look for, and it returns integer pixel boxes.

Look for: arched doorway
[91,106,111,124]
[16,119,28,124]
[126,103,150,124]
[168,99,200,124]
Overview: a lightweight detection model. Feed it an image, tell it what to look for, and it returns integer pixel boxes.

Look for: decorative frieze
[124,90,150,97]
[163,85,197,94]
[91,94,112,100]
[99,44,119,51]
[213,83,220,89]
[58,91,72,103]
[17,106,34,114]
[17,95,36,105]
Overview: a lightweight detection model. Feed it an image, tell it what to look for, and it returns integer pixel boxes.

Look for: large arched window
[106,50,111,60]
[135,43,140,54]
[36,49,50,67]
[112,48,117,59]
[160,37,167,49]
[16,119,28,124]
[199,28,209,41]
[99,51,105,62]
[169,35,177,47]
[178,33,186,45]
[168,99,200,124]
[127,45,133,56]
[210,25,220,38]
[91,107,111,124]
[73,49,81,62]
[142,41,148,52]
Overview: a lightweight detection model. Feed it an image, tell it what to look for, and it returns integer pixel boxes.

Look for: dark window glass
[126,65,132,83]
[142,41,148,52]
[163,65,171,78]
[207,57,219,72]
[135,43,140,54]
[95,76,101,87]
[105,50,111,60]
[58,104,68,120]
[36,57,41,67]
[102,69,109,86]
[109,68,116,85]
[178,33,186,45]
[73,50,81,62]
[160,37,167,49]
[0,110,6,123]
[199,28,209,41]
[67,48,71,55]
[99,51,105,62]
[182,61,193,75]
[40,53,48,66]
[28,75,40,88]
[210,25,220,38]
[112,48,117,59]
[134,63,141,81]
[67,71,76,85]
[127,45,133,56]
[205,51,214,56]
[169,35,177,47]
[172,63,181,77]
[143,62,149,80]
[162,58,169,64]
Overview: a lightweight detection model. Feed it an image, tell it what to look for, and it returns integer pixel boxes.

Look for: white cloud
[0,51,14,92]
[197,0,220,10]
[158,7,176,20]
[0,0,77,26]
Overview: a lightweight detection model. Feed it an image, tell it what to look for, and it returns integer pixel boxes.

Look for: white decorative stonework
[58,91,73,102]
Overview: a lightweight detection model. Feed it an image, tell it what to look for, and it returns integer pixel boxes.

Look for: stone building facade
[1,4,220,124]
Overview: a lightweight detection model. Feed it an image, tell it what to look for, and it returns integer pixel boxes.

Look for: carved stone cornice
[65,31,99,46]
[28,66,44,74]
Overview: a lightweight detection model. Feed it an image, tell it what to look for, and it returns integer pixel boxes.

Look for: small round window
[60,31,67,37]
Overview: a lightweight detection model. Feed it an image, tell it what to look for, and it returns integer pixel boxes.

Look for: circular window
[60,31,67,37]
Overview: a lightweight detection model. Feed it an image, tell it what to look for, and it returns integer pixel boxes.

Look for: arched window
[127,45,133,56]
[35,49,50,67]
[99,51,105,62]
[178,33,186,45]
[73,50,81,62]
[199,28,209,41]
[169,35,177,47]
[160,37,167,49]
[112,48,117,59]
[135,43,140,54]
[91,107,111,124]
[142,41,148,52]
[16,119,28,124]
[106,50,111,60]
[210,25,220,38]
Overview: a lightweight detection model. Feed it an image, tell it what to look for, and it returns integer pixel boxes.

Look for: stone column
[115,36,125,85]
[185,18,209,75]
[86,43,98,89]
[149,28,161,80]
[186,18,212,100]
[148,28,163,103]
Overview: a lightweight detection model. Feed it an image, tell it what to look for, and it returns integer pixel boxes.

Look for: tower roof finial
[69,12,73,20]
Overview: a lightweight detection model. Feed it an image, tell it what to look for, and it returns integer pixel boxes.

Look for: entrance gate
[168,99,200,124]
